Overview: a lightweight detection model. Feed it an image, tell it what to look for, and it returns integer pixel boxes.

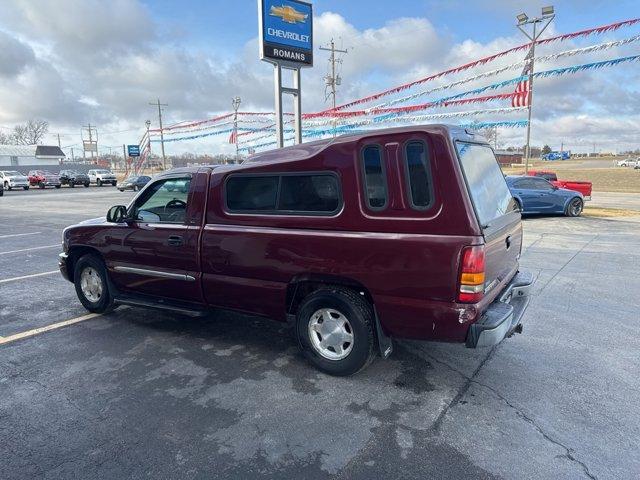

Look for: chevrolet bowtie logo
[270,5,308,24]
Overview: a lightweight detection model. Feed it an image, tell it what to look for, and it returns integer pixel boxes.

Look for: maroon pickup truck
[59,125,533,375]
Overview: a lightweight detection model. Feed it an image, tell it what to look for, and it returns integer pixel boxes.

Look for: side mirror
[106,205,129,223]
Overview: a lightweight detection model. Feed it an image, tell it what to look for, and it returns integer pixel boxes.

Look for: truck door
[107,174,204,304]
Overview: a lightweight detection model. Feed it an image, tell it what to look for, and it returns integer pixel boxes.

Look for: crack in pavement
[403,343,598,480]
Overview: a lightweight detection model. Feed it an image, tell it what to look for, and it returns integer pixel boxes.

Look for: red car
[526,170,592,200]
[59,125,533,375]
[28,170,61,189]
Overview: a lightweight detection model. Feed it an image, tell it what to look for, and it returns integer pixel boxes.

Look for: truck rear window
[456,142,514,227]
[225,173,341,215]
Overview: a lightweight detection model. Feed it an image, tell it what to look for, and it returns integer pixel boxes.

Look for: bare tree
[12,119,49,145]
[0,131,11,144]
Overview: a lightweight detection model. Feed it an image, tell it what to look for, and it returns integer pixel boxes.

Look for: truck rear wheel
[73,254,115,314]
[296,287,376,376]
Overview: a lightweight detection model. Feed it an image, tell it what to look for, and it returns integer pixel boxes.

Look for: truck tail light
[458,245,485,303]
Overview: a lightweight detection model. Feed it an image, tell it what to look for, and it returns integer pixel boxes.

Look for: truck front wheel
[73,254,115,314]
[296,287,376,376]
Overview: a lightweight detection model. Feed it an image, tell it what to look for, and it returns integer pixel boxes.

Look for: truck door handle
[167,235,183,246]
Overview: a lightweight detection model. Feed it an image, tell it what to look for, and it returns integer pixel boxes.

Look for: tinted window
[531,178,554,190]
[456,142,514,227]
[226,176,278,211]
[133,178,191,223]
[279,175,340,213]
[404,141,433,209]
[514,178,538,189]
[361,145,387,210]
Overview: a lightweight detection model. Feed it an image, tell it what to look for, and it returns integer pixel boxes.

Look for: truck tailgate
[482,211,522,302]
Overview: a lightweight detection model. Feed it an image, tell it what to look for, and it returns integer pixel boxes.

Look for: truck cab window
[361,145,387,210]
[133,177,191,223]
[404,141,433,210]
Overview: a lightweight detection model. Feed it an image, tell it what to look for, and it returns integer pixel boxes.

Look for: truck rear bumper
[466,270,534,348]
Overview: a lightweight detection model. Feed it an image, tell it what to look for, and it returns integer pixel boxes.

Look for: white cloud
[0,1,637,154]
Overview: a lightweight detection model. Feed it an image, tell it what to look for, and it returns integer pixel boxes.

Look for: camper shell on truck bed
[60,124,534,376]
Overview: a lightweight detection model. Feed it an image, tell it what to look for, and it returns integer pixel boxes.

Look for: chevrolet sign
[259,0,313,67]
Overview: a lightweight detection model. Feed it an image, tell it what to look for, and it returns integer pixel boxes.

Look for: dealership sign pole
[258,0,313,147]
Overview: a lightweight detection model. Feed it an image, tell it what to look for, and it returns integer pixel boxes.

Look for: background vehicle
[60,125,533,376]
[542,151,570,161]
[617,158,639,167]
[506,176,584,217]
[88,169,117,187]
[59,170,90,188]
[526,170,592,200]
[0,182,3,196]
[0,170,30,190]
[118,175,151,192]
[28,170,61,189]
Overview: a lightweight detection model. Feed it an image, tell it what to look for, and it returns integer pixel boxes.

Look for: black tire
[39,182,45,189]
[70,182,75,188]
[97,179,102,187]
[73,254,115,314]
[23,186,29,190]
[84,183,90,188]
[133,185,138,192]
[112,181,117,187]
[565,197,583,217]
[4,182,11,191]
[296,287,376,376]
[55,185,61,189]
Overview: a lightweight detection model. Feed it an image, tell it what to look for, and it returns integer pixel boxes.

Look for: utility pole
[320,39,348,136]
[232,96,241,164]
[516,6,555,173]
[149,98,168,170]
[57,134,61,148]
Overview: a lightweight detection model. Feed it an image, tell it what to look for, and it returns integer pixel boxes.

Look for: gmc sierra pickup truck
[59,125,534,375]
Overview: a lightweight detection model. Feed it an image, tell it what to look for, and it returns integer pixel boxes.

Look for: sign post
[258,0,313,148]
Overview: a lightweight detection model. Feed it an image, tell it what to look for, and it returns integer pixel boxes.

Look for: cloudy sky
[0,0,638,155]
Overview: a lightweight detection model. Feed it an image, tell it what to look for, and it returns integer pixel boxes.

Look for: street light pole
[516,6,555,174]
[149,99,168,170]
[232,96,241,164]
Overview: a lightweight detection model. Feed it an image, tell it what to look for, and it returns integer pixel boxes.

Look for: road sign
[82,140,97,153]
[259,0,313,67]
[127,145,141,157]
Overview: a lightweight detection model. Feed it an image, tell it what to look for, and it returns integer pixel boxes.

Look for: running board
[114,294,208,317]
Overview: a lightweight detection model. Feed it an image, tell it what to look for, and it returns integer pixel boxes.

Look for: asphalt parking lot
[1,187,639,479]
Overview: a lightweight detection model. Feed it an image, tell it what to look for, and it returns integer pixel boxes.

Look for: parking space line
[0,232,42,239]
[0,270,59,284]
[0,245,59,255]
[0,313,101,346]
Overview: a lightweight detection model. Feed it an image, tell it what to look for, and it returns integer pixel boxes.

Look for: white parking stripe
[0,313,101,346]
[0,232,42,239]
[0,245,59,255]
[0,270,59,284]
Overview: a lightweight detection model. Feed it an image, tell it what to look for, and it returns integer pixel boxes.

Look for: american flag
[228,130,238,144]
[512,47,533,107]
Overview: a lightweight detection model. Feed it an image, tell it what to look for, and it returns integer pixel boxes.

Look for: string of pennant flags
[139,16,640,154]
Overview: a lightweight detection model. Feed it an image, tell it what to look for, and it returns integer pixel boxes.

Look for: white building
[0,145,65,167]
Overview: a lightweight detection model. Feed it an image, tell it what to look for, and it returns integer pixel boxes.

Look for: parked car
[59,170,90,188]
[0,182,3,196]
[0,170,30,190]
[117,175,151,192]
[88,169,117,187]
[526,170,592,200]
[28,170,61,189]
[506,176,584,217]
[617,158,639,167]
[59,125,534,376]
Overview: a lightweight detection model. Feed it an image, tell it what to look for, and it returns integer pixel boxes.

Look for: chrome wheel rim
[80,267,103,303]
[570,199,582,216]
[308,308,354,361]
